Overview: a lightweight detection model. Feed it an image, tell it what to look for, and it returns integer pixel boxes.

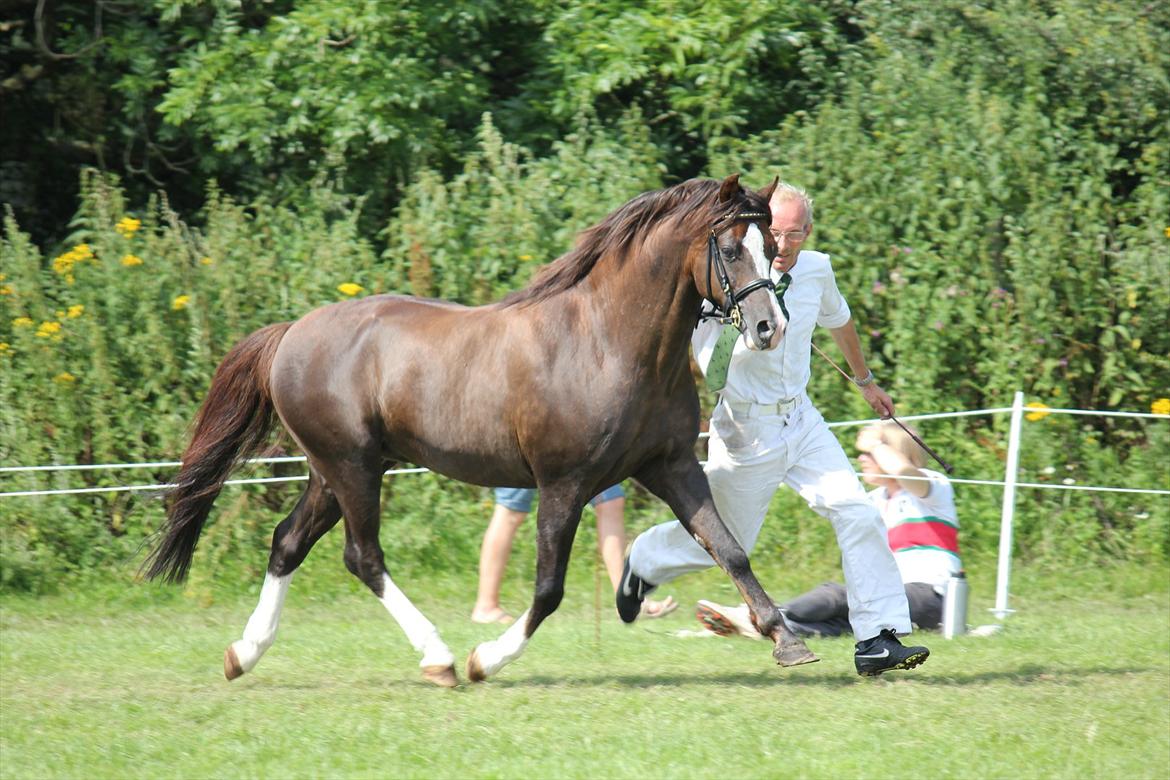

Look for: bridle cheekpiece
[700,210,776,331]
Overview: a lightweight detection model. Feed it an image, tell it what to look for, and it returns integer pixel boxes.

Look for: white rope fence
[2,393,1166,620]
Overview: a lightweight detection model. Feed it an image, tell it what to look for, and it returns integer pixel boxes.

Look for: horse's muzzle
[744,315,783,351]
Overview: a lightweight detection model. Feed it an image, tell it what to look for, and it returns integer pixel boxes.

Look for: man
[616,182,929,676]
[696,420,962,639]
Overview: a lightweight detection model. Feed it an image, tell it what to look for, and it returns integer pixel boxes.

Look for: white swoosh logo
[857,648,890,659]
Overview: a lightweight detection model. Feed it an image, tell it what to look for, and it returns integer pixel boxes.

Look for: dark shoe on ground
[854,628,930,676]
[616,557,656,623]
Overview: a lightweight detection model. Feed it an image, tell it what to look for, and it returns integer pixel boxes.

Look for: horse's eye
[721,246,738,262]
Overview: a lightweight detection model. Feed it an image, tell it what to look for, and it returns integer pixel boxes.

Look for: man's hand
[861,382,894,418]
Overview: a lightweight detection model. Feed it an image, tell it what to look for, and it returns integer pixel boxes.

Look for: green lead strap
[705,324,741,392]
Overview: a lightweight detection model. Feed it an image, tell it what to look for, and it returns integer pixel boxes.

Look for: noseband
[700,210,776,331]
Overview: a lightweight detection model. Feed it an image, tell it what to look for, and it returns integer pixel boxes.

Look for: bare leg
[592,496,626,590]
[472,504,527,623]
[635,455,817,667]
[595,497,676,617]
[225,472,341,680]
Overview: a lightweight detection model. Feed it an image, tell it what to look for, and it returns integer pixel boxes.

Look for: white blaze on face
[739,223,787,341]
[741,223,771,279]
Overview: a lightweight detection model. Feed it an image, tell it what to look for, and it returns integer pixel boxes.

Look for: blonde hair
[865,421,926,468]
[769,181,814,227]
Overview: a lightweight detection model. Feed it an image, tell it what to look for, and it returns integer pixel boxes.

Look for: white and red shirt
[869,469,961,593]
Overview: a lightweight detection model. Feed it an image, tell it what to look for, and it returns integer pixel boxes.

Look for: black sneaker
[854,629,930,676]
[615,557,656,624]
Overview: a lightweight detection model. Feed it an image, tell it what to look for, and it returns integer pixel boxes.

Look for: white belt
[722,396,801,417]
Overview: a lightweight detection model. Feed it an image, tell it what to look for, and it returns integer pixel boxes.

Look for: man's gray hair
[770,182,814,226]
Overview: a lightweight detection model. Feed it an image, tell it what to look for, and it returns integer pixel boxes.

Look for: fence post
[992,391,1025,620]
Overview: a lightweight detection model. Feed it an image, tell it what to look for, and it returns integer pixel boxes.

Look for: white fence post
[993,391,1025,619]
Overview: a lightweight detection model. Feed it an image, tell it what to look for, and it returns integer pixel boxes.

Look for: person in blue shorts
[471,484,677,624]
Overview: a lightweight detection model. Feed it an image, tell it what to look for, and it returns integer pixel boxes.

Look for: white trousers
[630,397,911,640]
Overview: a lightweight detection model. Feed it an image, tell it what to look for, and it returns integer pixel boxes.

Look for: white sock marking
[377,573,455,668]
[230,571,293,673]
[472,609,532,677]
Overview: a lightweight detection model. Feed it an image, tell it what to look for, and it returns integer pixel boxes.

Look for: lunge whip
[811,343,955,474]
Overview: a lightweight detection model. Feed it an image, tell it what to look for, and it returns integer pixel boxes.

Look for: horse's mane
[501,178,769,308]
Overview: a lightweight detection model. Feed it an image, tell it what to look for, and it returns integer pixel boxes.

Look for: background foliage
[1,0,1167,594]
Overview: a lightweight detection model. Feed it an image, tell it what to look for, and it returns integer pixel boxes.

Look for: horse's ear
[717,174,742,203]
[758,176,779,203]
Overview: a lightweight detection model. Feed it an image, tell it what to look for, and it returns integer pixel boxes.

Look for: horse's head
[698,174,785,351]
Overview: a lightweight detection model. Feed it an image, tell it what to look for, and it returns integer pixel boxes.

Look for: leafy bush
[2,1,1167,594]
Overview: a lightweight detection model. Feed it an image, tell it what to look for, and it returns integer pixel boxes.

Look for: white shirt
[693,250,851,404]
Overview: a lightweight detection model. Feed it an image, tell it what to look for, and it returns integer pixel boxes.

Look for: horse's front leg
[467,487,584,681]
[635,455,818,667]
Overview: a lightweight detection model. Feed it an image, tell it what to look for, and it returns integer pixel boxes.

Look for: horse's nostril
[756,320,775,343]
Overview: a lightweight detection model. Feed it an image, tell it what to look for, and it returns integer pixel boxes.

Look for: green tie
[704,272,791,393]
[776,272,792,321]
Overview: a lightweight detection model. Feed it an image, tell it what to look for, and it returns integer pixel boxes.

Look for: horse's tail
[142,322,293,583]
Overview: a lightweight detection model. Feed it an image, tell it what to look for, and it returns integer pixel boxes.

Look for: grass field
[2,563,1168,779]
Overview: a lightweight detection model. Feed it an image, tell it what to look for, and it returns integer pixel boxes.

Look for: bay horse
[143,174,819,687]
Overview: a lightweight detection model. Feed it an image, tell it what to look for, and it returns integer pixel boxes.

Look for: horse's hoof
[422,664,459,688]
[466,648,487,683]
[224,645,245,680]
[773,640,820,667]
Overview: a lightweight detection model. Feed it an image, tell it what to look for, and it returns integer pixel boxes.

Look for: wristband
[853,370,876,387]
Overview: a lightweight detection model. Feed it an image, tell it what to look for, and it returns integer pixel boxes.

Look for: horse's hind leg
[225,470,342,680]
[468,488,584,681]
[333,465,457,688]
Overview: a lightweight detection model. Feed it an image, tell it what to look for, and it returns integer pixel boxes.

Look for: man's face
[768,198,810,273]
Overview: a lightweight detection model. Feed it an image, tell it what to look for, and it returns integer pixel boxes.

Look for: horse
[143,173,820,687]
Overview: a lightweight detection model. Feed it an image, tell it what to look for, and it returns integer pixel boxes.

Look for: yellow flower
[1164,226,1170,238]
[337,283,363,296]
[1152,398,1170,416]
[1025,401,1051,421]
[53,372,76,384]
[1131,338,1142,350]
[12,317,33,328]
[519,254,533,262]
[1126,289,1138,308]
[200,256,214,266]
[171,295,191,311]
[35,321,62,339]
[121,254,143,267]
[67,305,84,318]
[115,217,141,238]
[0,285,12,295]
[52,244,95,276]
[0,342,10,353]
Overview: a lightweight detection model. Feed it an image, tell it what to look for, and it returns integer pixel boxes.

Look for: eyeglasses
[769,229,808,243]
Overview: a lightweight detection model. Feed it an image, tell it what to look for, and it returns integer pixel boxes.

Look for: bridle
[699,209,776,331]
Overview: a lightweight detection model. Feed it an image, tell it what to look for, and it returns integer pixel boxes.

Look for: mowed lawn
[2,566,1168,780]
